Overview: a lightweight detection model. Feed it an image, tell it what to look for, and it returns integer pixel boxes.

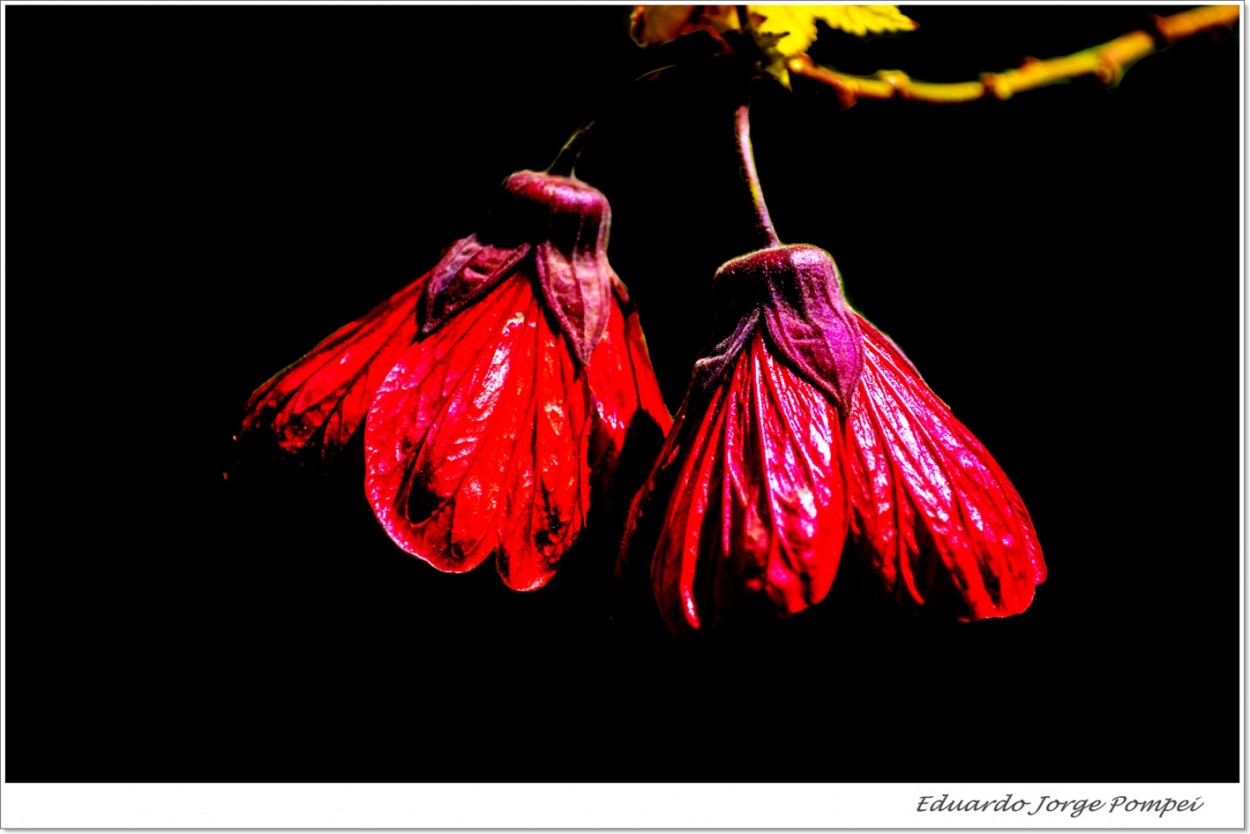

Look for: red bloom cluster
[618,244,1046,633]
[240,180,1043,630]
[241,171,671,590]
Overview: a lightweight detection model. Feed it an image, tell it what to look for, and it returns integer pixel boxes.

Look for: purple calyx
[418,171,613,366]
[694,244,864,413]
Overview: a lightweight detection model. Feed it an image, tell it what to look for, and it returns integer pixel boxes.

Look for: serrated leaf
[628,4,917,87]
[749,5,917,57]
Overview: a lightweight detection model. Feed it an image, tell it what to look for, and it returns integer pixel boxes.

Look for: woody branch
[787,5,1240,105]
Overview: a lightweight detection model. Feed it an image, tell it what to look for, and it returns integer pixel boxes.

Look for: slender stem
[544,63,688,178]
[735,103,780,248]
[547,119,596,177]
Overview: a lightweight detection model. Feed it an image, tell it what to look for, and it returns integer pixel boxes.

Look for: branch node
[1146,12,1172,49]
[875,69,910,98]
[790,56,858,109]
[1093,55,1123,87]
[980,71,1012,101]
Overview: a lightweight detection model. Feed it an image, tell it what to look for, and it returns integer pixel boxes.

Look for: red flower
[619,245,863,634]
[619,242,1046,635]
[848,315,1047,618]
[364,171,671,590]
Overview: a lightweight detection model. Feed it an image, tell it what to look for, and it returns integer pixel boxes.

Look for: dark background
[6,5,1239,782]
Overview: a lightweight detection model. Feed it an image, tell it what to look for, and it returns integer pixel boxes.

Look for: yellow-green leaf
[749,5,918,57]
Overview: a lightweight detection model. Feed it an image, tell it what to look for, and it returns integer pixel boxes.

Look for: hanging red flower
[619,244,863,634]
[364,171,671,590]
[848,315,1047,618]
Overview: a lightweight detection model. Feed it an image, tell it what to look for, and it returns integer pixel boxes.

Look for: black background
[5,5,1239,783]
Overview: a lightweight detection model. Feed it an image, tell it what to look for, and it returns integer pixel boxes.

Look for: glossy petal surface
[365,272,592,591]
[624,333,851,634]
[240,274,428,458]
[849,315,1047,618]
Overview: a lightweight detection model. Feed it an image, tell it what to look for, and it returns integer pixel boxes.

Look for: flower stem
[547,119,596,178]
[735,103,780,248]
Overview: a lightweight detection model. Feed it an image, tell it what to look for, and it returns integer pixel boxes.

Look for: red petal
[240,274,427,458]
[585,279,674,495]
[365,271,592,591]
[623,333,851,634]
[848,315,1047,618]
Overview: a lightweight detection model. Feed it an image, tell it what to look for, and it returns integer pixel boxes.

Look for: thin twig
[547,119,596,177]
[736,103,780,248]
[788,5,1239,105]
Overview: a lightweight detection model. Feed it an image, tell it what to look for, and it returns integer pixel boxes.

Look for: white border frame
[1,0,1243,829]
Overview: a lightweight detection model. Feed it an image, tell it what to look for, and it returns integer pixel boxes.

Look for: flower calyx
[418,170,613,367]
[694,244,863,414]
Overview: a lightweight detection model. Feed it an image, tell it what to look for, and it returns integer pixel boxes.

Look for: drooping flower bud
[239,170,670,588]
[619,244,862,634]
[848,316,1047,618]
[365,171,671,590]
